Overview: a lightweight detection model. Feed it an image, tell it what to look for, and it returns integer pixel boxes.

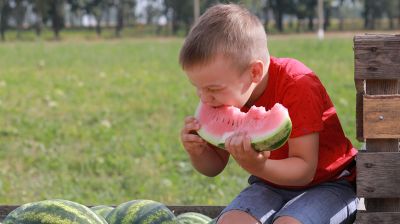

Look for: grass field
[0,35,361,206]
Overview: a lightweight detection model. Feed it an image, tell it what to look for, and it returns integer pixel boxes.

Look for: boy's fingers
[183,122,201,133]
[262,151,271,158]
[182,134,204,143]
[184,116,197,124]
[226,133,243,154]
[224,135,232,152]
[243,134,252,152]
[232,132,242,146]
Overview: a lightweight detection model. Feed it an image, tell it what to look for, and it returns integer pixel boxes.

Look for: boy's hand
[225,132,270,173]
[180,116,208,156]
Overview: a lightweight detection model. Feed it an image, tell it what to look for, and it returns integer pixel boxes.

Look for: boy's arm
[189,144,230,177]
[227,132,319,186]
[252,133,319,186]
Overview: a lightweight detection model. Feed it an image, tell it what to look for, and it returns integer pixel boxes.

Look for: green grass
[0,35,361,206]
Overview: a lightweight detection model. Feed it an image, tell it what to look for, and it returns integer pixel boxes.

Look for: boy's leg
[216,176,286,224]
[218,210,260,224]
[272,179,359,224]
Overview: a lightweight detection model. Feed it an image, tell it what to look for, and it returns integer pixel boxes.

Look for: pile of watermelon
[2,199,216,224]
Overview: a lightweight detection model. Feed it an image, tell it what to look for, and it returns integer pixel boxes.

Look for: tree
[144,0,162,25]
[32,0,49,37]
[293,0,310,32]
[363,0,383,29]
[14,0,28,39]
[164,0,192,35]
[67,0,85,27]
[268,0,295,32]
[112,0,135,37]
[84,0,112,36]
[398,0,400,28]
[0,0,10,41]
[382,0,397,29]
[49,0,65,39]
[337,0,354,31]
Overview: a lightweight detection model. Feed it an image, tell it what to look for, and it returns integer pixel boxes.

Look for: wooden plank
[356,211,400,223]
[354,34,400,80]
[366,80,399,95]
[355,79,364,141]
[0,205,18,221]
[357,152,400,198]
[364,79,400,212]
[363,95,400,139]
[355,34,400,42]
[364,139,399,152]
[0,205,225,220]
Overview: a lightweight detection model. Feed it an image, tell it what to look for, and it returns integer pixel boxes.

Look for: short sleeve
[281,74,324,138]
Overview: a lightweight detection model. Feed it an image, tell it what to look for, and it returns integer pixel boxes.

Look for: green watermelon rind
[251,119,292,151]
[90,205,114,219]
[196,104,292,152]
[106,199,176,224]
[176,212,212,224]
[3,199,108,224]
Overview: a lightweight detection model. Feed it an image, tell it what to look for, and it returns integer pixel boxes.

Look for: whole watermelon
[106,199,177,224]
[3,199,107,224]
[176,212,212,224]
[90,205,114,219]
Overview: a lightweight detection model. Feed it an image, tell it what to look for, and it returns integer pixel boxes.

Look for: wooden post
[354,34,400,223]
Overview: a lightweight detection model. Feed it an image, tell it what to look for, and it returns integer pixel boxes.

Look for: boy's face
[185,55,258,108]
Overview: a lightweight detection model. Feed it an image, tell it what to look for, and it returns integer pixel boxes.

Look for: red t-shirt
[242,57,358,189]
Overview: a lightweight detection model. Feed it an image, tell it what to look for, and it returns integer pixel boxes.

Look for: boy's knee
[217,210,260,224]
[273,216,302,224]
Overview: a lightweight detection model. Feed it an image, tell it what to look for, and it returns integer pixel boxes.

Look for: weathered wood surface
[357,152,400,198]
[0,205,225,221]
[354,34,400,80]
[362,79,400,213]
[356,211,400,223]
[355,79,364,141]
[363,95,400,139]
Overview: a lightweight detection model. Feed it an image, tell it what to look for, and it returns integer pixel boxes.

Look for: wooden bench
[354,34,400,223]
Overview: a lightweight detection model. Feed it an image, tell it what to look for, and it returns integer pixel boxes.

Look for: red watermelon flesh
[195,102,292,151]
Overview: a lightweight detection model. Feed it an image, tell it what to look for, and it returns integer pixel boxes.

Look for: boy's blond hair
[179,3,268,71]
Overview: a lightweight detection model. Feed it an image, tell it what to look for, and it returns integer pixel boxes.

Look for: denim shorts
[218,175,359,224]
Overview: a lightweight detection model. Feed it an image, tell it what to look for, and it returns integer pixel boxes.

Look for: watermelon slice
[195,102,292,151]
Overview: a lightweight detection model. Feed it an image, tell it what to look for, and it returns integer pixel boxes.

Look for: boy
[179,3,358,224]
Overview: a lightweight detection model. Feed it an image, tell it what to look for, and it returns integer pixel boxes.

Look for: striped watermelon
[2,199,108,224]
[90,205,114,219]
[176,212,212,224]
[106,199,177,224]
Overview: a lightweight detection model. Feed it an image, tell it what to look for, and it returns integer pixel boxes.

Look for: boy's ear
[250,60,264,83]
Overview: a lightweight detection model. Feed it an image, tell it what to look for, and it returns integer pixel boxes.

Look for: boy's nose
[198,90,214,104]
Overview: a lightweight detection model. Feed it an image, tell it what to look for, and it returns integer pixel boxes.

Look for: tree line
[0,0,399,41]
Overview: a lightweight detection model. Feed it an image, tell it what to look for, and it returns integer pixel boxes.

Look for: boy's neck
[245,72,269,108]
